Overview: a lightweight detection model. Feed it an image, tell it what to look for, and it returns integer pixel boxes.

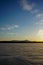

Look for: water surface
[0,43,43,65]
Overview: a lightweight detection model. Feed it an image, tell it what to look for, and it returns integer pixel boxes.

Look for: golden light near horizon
[37,30,43,41]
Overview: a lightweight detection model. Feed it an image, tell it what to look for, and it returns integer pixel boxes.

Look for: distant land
[0,40,43,43]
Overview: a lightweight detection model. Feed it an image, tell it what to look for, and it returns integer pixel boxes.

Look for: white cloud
[14,25,19,28]
[0,27,6,30]
[36,13,43,18]
[0,24,19,31]
[37,29,43,37]
[20,0,35,11]
[6,32,16,35]
[35,19,43,24]
[6,24,19,30]
[31,9,38,14]
[38,30,43,34]
[36,29,43,39]
[0,32,17,36]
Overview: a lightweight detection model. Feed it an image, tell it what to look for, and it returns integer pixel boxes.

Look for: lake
[0,43,43,65]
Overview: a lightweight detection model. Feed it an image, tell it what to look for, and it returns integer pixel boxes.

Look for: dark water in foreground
[0,43,43,65]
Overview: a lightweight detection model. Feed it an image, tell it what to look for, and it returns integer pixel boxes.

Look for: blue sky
[0,0,43,41]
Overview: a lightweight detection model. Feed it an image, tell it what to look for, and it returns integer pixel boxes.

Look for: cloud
[20,0,35,11]
[31,9,38,14]
[35,19,43,24]
[6,24,19,30]
[36,29,43,40]
[36,13,43,18]
[35,13,43,24]
[0,28,6,30]
[0,24,19,31]
[37,29,43,36]
[0,32,15,34]
[14,25,19,28]
[6,32,16,35]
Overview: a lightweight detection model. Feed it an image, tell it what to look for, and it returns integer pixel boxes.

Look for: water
[0,43,43,64]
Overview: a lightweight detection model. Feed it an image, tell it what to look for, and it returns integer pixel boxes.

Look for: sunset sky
[0,0,43,41]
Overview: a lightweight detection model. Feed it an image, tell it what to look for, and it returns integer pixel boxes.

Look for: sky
[0,0,43,41]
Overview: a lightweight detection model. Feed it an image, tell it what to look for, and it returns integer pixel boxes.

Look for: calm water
[0,43,43,64]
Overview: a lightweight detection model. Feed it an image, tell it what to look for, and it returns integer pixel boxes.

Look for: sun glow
[37,30,43,41]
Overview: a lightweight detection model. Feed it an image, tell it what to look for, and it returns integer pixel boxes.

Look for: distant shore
[0,40,43,43]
